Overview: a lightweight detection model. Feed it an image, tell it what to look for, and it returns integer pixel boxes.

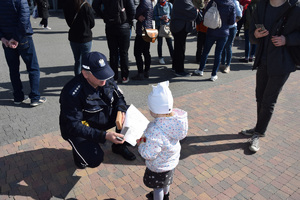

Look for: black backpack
[102,0,127,25]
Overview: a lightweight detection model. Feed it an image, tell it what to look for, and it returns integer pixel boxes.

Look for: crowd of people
[1,0,300,199]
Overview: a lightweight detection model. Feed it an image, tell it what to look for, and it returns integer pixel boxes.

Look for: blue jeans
[199,35,228,76]
[70,41,92,76]
[244,29,256,59]
[3,36,40,102]
[221,26,237,66]
[157,36,173,58]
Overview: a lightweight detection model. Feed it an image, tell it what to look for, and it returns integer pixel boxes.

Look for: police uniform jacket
[59,74,128,143]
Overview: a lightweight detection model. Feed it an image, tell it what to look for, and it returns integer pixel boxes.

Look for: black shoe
[144,71,149,79]
[239,58,249,63]
[146,191,169,200]
[175,71,191,77]
[112,144,136,160]
[132,73,144,80]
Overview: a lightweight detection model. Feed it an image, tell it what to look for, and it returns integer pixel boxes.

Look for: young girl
[137,81,188,200]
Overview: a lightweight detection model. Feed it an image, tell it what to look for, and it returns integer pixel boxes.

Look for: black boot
[112,143,136,160]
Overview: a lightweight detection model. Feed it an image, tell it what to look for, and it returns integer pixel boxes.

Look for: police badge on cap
[82,52,115,80]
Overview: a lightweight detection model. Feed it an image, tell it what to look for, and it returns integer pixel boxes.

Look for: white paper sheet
[121,104,149,146]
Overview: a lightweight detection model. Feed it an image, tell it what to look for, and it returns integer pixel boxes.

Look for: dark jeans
[106,26,131,80]
[196,31,206,62]
[3,36,40,102]
[255,66,290,135]
[221,26,237,66]
[244,29,256,59]
[157,36,173,58]
[70,41,92,76]
[40,18,48,27]
[172,28,188,73]
[199,34,228,76]
[134,35,151,74]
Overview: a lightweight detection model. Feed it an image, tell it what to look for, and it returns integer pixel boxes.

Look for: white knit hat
[148,81,173,114]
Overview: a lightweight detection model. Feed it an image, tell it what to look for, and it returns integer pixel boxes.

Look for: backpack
[102,0,127,25]
[203,1,222,29]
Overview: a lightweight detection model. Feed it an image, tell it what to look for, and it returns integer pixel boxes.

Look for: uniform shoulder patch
[70,84,82,96]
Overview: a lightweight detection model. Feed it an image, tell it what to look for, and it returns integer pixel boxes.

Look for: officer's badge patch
[99,59,105,67]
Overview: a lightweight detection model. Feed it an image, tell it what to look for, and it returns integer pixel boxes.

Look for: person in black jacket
[93,0,135,83]
[36,0,51,29]
[241,0,300,152]
[63,0,95,76]
[0,0,46,107]
[59,52,136,169]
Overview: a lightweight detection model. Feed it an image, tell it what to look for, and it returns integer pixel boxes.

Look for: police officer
[59,51,136,169]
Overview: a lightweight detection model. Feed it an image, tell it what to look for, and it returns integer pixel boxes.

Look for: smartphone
[255,24,266,31]
[116,136,124,141]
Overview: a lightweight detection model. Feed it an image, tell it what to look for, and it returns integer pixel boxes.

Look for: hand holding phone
[255,24,266,31]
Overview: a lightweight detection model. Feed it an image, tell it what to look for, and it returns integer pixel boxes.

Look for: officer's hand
[106,131,125,144]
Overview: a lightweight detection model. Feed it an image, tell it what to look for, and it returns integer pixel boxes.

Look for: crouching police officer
[59,51,136,169]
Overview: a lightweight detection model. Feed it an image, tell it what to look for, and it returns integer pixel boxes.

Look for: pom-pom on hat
[82,52,114,80]
[148,81,173,114]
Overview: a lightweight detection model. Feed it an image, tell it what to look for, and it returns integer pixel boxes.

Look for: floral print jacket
[138,108,188,172]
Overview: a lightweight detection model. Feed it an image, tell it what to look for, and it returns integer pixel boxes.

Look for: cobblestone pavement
[0,12,300,200]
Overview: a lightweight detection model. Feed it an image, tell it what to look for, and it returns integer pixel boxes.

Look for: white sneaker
[39,24,44,28]
[210,75,218,81]
[249,135,260,152]
[194,69,203,76]
[44,26,51,30]
[159,58,165,64]
[224,66,230,73]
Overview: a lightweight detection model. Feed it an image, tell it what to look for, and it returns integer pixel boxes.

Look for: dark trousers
[106,26,131,80]
[134,35,151,74]
[172,28,188,73]
[255,66,290,135]
[196,31,206,62]
[40,18,48,27]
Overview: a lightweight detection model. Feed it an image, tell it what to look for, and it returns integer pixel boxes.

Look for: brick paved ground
[1,72,300,200]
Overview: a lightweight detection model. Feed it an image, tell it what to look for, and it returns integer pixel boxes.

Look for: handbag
[276,5,300,66]
[156,3,172,38]
[142,26,158,43]
[158,24,172,38]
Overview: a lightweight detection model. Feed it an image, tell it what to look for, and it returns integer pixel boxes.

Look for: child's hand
[136,137,146,146]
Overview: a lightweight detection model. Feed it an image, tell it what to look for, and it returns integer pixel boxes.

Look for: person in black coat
[36,0,51,29]
[241,0,300,152]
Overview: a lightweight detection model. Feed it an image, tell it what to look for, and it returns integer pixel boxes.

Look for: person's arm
[138,133,163,160]
[86,4,95,29]
[14,0,31,42]
[126,0,136,24]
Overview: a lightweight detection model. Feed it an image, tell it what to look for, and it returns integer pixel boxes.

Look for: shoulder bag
[142,26,158,43]
[157,3,173,38]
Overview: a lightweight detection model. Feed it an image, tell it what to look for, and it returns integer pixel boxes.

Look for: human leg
[165,37,173,59]
[19,36,41,102]
[153,188,164,200]
[106,29,120,81]
[133,35,145,75]
[198,35,216,72]
[70,41,92,76]
[249,44,257,61]
[172,29,188,73]
[225,26,237,66]
[255,67,290,135]
[118,27,130,80]
[157,36,163,58]
[142,39,151,74]
[3,45,24,102]
[68,136,104,168]
[244,29,250,60]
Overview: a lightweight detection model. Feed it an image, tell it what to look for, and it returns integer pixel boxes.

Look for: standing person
[220,0,243,73]
[241,0,300,152]
[170,0,198,77]
[137,81,188,200]
[63,0,95,76]
[132,0,154,80]
[154,0,174,65]
[35,0,51,30]
[0,0,46,107]
[195,0,209,63]
[235,0,251,40]
[239,0,259,63]
[59,52,136,169]
[194,0,236,81]
[93,0,135,84]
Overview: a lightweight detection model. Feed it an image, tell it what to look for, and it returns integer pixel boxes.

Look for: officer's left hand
[106,131,125,144]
